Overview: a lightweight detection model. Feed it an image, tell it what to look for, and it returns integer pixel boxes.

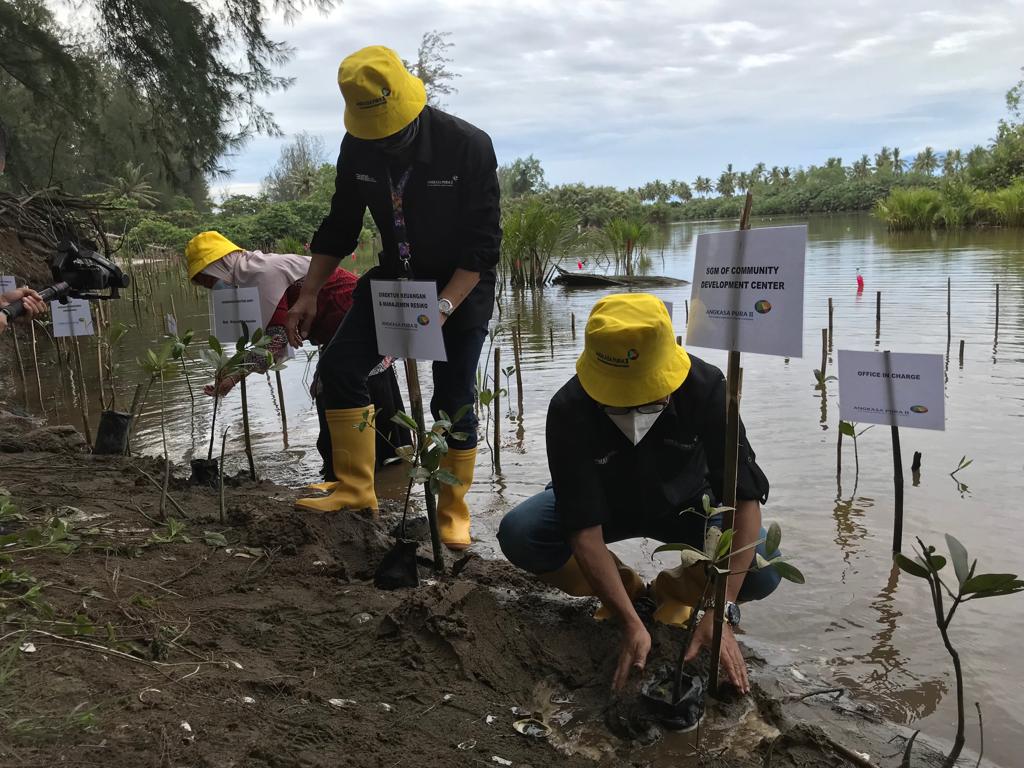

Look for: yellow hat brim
[577,344,691,408]
[185,231,243,279]
[338,46,427,140]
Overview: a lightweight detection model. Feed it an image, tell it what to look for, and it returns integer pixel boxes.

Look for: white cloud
[213,0,1022,190]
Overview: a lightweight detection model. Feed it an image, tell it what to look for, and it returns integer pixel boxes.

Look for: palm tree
[693,176,713,197]
[875,146,892,174]
[851,154,872,179]
[750,162,767,184]
[912,146,939,175]
[942,148,964,177]
[781,166,793,183]
[716,164,736,197]
[965,145,989,174]
[736,172,750,194]
[769,166,783,185]
[892,147,904,175]
[104,162,160,208]
[671,179,693,202]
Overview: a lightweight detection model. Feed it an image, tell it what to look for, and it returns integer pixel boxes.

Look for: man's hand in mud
[286,294,317,348]
[685,610,749,694]
[612,620,651,691]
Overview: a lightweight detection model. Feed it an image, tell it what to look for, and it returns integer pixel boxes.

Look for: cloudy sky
[214,0,1024,197]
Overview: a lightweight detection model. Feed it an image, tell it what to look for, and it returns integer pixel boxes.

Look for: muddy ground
[0,414,976,767]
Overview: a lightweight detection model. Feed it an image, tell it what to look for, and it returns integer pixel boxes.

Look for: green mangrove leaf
[766,521,781,555]
[434,469,461,487]
[392,412,419,431]
[894,553,930,579]
[770,560,805,584]
[945,534,970,587]
[652,542,709,560]
[715,529,735,560]
[839,421,855,438]
[962,573,1019,594]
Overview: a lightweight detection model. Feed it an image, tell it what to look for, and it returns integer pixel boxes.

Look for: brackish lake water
[3,212,1023,765]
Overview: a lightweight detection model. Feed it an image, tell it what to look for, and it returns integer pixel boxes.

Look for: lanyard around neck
[388,166,414,277]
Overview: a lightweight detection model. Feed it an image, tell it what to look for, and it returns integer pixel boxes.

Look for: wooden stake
[29,320,45,413]
[947,277,951,347]
[820,329,827,379]
[891,424,905,553]
[493,347,502,473]
[275,370,289,448]
[549,325,554,358]
[994,284,1000,344]
[836,428,843,498]
[827,297,834,349]
[239,375,256,481]
[71,335,93,448]
[10,325,30,412]
[709,190,751,695]
[958,339,965,368]
[512,327,524,417]
[404,359,444,571]
[875,291,881,337]
[571,312,576,339]
[676,335,682,346]
[685,299,689,324]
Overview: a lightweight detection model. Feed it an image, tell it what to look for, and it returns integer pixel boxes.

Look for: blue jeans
[317,272,487,451]
[497,487,782,602]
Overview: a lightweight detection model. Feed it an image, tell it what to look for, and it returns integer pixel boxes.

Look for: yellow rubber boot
[437,447,476,550]
[539,554,646,621]
[651,563,708,626]
[296,407,378,513]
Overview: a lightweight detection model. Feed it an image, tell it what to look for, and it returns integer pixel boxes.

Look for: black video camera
[0,240,130,321]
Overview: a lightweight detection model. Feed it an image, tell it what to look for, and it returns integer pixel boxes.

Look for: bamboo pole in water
[946,277,951,347]
[685,299,689,325]
[571,312,576,340]
[512,327,524,417]
[891,424,905,553]
[549,325,554,358]
[493,346,501,474]
[994,284,999,345]
[239,374,256,481]
[827,297,834,349]
[959,339,965,368]
[875,291,881,337]
[820,329,827,379]
[275,370,289,448]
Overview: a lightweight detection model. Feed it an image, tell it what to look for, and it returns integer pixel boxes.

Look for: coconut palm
[912,146,939,175]
[851,154,872,179]
[942,149,964,177]
[875,146,892,174]
[892,147,905,175]
[693,176,713,197]
[105,162,160,208]
[750,162,767,184]
[671,179,693,202]
[716,164,736,197]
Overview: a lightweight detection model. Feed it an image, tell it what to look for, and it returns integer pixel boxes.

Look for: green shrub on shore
[874,181,1024,231]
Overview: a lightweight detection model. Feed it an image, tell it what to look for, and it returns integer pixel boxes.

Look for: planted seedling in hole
[652,494,803,720]
[358,405,469,586]
[894,535,1023,768]
[136,340,181,519]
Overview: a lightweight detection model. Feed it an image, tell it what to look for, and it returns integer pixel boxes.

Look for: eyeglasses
[602,402,668,416]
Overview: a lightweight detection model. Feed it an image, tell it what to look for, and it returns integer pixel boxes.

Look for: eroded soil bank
[0,418,986,767]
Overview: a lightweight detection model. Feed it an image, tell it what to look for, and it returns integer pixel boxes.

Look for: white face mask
[606,409,663,445]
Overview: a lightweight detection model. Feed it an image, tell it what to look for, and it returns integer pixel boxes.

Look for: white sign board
[51,298,95,337]
[370,279,447,361]
[0,275,16,294]
[838,350,945,431]
[209,287,262,343]
[687,225,806,358]
[165,313,178,336]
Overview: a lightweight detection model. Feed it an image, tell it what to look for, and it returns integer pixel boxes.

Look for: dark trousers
[315,276,487,478]
[497,487,782,602]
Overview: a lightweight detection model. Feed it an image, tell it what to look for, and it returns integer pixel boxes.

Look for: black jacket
[310,107,501,331]
[545,355,770,539]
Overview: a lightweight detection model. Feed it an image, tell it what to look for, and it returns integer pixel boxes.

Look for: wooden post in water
[685,300,689,324]
[995,284,1000,345]
[946,277,952,347]
[549,325,554,358]
[571,312,576,340]
[275,370,289,448]
[709,191,752,695]
[492,347,501,474]
[820,329,827,379]
[875,291,881,337]
[958,339,965,368]
[512,328,524,417]
[404,359,444,571]
[891,424,905,553]
[827,298,834,349]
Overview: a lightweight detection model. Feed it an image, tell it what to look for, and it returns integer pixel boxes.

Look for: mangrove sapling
[949,455,972,497]
[359,404,469,582]
[894,536,1023,768]
[653,494,804,707]
[167,330,197,452]
[137,341,179,520]
[838,420,873,493]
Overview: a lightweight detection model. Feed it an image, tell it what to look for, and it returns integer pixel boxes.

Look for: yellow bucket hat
[338,45,427,140]
[576,293,691,408]
[185,231,243,279]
